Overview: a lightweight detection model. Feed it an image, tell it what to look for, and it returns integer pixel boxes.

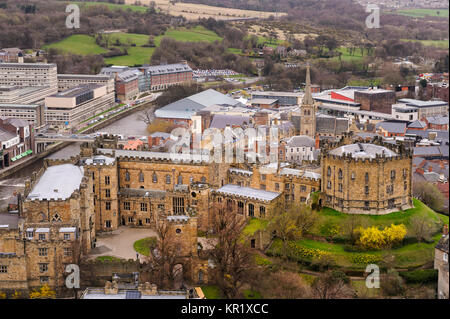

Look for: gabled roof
[376,121,406,134]
[209,114,250,129]
[408,120,427,129]
[286,135,315,148]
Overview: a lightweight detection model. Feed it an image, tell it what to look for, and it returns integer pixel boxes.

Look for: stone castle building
[1,132,414,292]
[321,135,413,214]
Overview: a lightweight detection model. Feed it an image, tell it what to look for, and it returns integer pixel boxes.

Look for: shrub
[350,253,382,264]
[356,224,407,250]
[399,269,438,284]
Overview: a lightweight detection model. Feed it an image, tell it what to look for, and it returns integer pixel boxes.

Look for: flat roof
[214,184,281,202]
[0,62,56,68]
[49,84,102,98]
[27,164,84,201]
[252,91,302,98]
[251,98,278,104]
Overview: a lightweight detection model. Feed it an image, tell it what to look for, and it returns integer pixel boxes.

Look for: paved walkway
[88,227,157,262]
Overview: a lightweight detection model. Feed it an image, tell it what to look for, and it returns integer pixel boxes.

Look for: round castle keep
[321,143,413,215]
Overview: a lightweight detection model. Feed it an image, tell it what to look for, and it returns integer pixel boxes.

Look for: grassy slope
[42,34,107,55]
[70,1,150,13]
[394,8,449,18]
[400,39,449,49]
[44,26,223,66]
[267,199,448,269]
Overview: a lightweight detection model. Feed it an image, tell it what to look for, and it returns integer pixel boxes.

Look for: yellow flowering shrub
[356,224,407,250]
[29,284,56,299]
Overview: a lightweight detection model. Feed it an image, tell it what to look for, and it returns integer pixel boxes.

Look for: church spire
[302,63,314,106]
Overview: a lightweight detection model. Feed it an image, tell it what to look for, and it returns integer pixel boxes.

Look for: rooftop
[285,135,315,148]
[398,98,448,108]
[214,184,281,202]
[27,164,84,201]
[329,143,397,159]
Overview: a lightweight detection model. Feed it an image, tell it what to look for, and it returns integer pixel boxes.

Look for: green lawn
[242,218,268,236]
[44,26,223,66]
[133,237,157,256]
[314,198,448,237]
[393,8,449,18]
[96,256,123,262]
[42,34,107,55]
[243,289,262,299]
[69,1,150,13]
[400,39,449,49]
[201,285,222,299]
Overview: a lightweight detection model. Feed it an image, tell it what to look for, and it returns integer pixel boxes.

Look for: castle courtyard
[88,227,157,262]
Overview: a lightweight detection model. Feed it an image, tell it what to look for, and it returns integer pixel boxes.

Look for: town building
[397,99,448,119]
[139,62,193,92]
[44,84,115,130]
[0,48,23,63]
[283,135,317,163]
[434,227,449,299]
[354,89,396,115]
[0,63,58,90]
[0,118,34,168]
[251,91,303,106]
[299,65,317,139]
[0,103,45,127]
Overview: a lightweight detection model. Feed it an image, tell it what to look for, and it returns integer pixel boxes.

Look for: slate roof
[426,116,449,125]
[315,114,349,135]
[209,114,250,129]
[0,127,16,141]
[376,121,406,134]
[143,63,192,75]
[0,213,19,230]
[408,120,427,129]
[214,184,281,202]
[285,135,315,148]
[398,98,448,108]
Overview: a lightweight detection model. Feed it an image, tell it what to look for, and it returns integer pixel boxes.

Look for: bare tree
[312,270,354,299]
[138,107,154,126]
[148,221,179,289]
[209,202,253,299]
[410,215,437,243]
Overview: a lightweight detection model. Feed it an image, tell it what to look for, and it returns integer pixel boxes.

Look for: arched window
[125,171,130,182]
[39,212,46,222]
[327,166,331,177]
[139,171,144,183]
[166,175,171,184]
[198,270,204,284]
[178,175,183,185]
[365,172,369,183]
[351,172,356,180]
[201,176,206,183]
[189,176,194,184]
[338,169,343,180]
[248,204,254,217]
[152,173,158,183]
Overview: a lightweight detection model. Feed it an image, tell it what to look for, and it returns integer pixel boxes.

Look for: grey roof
[398,98,448,108]
[0,127,16,141]
[279,168,321,180]
[27,164,84,201]
[426,116,449,125]
[329,143,397,159]
[49,84,102,98]
[0,213,19,229]
[286,135,315,148]
[84,155,115,166]
[376,122,406,134]
[423,172,441,183]
[229,168,253,176]
[0,62,56,69]
[413,146,442,157]
[251,98,278,105]
[210,114,250,129]
[119,188,166,198]
[408,120,427,129]
[82,289,187,299]
[142,63,192,75]
[316,115,349,135]
[155,89,242,120]
[214,184,281,202]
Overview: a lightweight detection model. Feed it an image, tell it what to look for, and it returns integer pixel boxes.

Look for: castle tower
[300,64,316,138]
